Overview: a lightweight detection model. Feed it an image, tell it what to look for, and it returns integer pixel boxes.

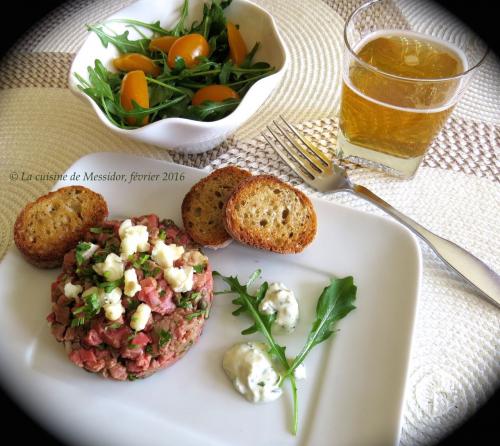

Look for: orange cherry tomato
[167,34,210,69]
[120,70,150,126]
[191,84,240,106]
[149,35,178,53]
[227,22,247,66]
[113,53,161,77]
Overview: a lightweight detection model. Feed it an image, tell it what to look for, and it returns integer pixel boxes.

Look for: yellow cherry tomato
[167,33,210,69]
[113,53,161,77]
[227,22,247,66]
[149,35,178,53]
[120,70,150,126]
[191,84,240,106]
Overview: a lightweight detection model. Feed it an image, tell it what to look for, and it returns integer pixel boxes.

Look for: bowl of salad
[69,0,288,153]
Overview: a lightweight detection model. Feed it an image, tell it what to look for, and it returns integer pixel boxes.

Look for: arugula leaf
[215,270,357,435]
[183,98,240,121]
[172,0,190,36]
[87,25,150,54]
[288,277,357,375]
[214,270,298,430]
[106,18,170,36]
[240,42,260,68]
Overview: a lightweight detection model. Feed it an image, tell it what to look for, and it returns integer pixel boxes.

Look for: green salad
[75,0,275,128]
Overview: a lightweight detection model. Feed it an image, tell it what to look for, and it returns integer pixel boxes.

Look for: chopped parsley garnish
[90,227,114,234]
[75,242,92,266]
[97,277,124,293]
[145,345,154,354]
[91,251,108,263]
[158,229,166,240]
[126,333,136,343]
[158,329,172,349]
[127,299,141,311]
[193,264,205,273]
[107,322,122,330]
[177,295,193,309]
[185,311,204,320]
[159,289,166,297]
[132,254,150,269]
[142,267,161,277]
[75,265,96,279]
[71,292,101,325]
[104,239,120,254]
[70,316,85,328]
[127,374,138,381]
[190,291,201,301]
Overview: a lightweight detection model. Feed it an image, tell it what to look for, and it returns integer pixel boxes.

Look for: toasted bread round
[223,175,317,254]
[181,166,252,248]
[14,186,108,268]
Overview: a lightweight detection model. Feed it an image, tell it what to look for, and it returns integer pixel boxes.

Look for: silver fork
[264,116,500,308]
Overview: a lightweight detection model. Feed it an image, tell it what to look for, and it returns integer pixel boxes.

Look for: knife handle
[351,184,500,308]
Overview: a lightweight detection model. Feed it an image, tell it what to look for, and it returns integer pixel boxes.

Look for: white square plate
[0,153,421,446]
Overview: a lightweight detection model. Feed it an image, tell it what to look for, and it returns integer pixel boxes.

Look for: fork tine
[263,130,315,181]
[279,115,332,168]
[272,120,324,174]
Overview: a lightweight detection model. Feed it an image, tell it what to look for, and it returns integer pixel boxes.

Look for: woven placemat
[0,1,499,445]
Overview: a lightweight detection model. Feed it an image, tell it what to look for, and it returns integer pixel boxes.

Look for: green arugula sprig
[214,270,357,435]
[214,270,298,433]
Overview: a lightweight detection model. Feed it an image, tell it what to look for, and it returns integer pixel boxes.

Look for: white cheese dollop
[104,302,125,321]
[118,219,133,238]
[182,250,208,267]
[93,253,124,281]
[99,287,122,306]
[64,282,83,299]
[81,286,124,321]
[164,266,194,293]
[258,282,299,333]
[151,241,184,268]
[293,363,307,381]
[222,342,283,403]
[130,303,152,331]
[124,268,141,297]
[120,224,150,259]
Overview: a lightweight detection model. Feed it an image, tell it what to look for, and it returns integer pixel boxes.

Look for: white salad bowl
[69,0,288,153]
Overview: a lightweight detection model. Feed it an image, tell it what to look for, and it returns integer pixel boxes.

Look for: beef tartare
[47,214,213,381]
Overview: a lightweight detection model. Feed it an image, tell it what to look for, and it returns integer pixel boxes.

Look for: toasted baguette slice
[14,186,108,268]
[224,175,317,253]
[181,166,252,248]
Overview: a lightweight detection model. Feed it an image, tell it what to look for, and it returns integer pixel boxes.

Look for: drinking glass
[337,0,488,178]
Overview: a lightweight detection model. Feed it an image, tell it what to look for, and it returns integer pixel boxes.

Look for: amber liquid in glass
[339,31,465,176]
